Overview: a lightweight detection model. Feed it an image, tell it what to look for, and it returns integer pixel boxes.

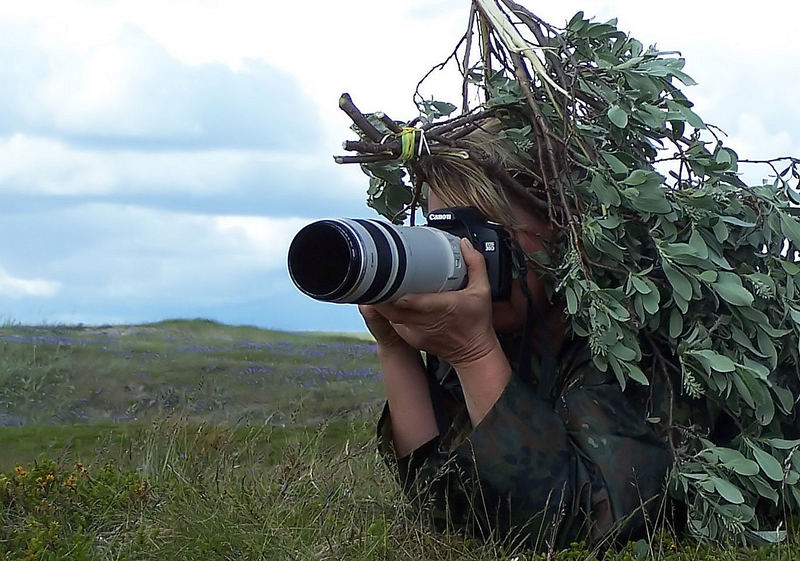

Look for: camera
[287,207,512,304]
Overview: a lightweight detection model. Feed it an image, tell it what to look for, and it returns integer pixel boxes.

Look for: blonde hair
[414,119,536,232]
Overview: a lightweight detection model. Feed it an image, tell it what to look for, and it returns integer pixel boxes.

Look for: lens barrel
[287,218,466,304]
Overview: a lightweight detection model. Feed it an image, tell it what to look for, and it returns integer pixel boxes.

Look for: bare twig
[339,93,383,142]
[462,5,477,114]
[374,111,403,134]
[413,32,469,110]
[333,154,395,165]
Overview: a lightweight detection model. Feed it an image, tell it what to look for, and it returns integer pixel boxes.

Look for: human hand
[369,238,500,368]
[358,303,413,352]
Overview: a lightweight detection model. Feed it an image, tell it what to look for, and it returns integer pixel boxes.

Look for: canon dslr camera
[287,207,512,304]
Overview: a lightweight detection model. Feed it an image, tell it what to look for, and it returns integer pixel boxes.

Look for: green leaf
[692,349,736,373]
[600,151,629,175]
[766,438,800,450]
[733,370,756,408]
[673,291,689,314]
[419,99,458,119]
[712,220,729,242]
[590,174,621,206]
[712,273,754,306]
[780,213,800,246]
[721,458,760,477]
[608,104,629,128]
[633,103,666,128]
[431,100,457,117]
[610,343,637,361]
[730,327,767,358]
[697,270,717,283]
[662,260,692,301]
[628,183,672,213]
[688,230,709,259]
[566,286,578,314]
[612,56,644,71]
[756,385,776,425]
[666,100,705,129]
[641,288,660,314]
[772,385,795,415]
[711,477,744,504]
[751,475,779,504]
[720,216,756,228]
[750,530,787,544]
[669,308,683,338]
[630,275,651,294]
[756,328,778,368]
[608,355,627,390]
[624,74,661,102]
[621,169,648,186]
[598,215,622,229]
[715,148,732,165]
[626,363,650,386]
[748,442,784,481]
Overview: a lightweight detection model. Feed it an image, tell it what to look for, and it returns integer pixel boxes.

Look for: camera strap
[510,238,557,401]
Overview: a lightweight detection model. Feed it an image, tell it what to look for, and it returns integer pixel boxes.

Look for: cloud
[0,203,294,309]
[727,113,797,160]
[0,267,60,299]
[0,132,372,219]
[0,201,366,329]
[0,15,373,220]
[0,21,320,151]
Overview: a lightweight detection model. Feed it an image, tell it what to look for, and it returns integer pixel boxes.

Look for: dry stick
[498,0,570,97]
[740,156,800,165]
[339,93,383,143]
[502,0,600,129]
[405,174,426,226]
[508,52,558,204]
[374,112,402,134]
[342,140,398,154]
[488,30,514,74]
[427,107,492,136]
[530,121,555,225]
[334,154,396,165]
[461,5,477,114]
[510,53,563,200]
[479,13,492,102]
[342,139,479,159]
[509,51,589,280]
[448,123,484,140]
[480,0,566,125]
[413,33,469,110]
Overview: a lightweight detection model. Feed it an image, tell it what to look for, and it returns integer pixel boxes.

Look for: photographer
[358,131,671,547]
[303,2,800,545]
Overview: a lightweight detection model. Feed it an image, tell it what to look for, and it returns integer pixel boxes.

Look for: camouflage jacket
[377,333,673,549]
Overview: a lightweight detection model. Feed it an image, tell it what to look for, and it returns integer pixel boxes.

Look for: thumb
[460,237,488,286]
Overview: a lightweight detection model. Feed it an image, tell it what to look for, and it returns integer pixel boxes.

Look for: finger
[357,304,381,320]
[359,305,395,329]
[394,291,455,315]
[459,237,490,290]
[372,296,448,325]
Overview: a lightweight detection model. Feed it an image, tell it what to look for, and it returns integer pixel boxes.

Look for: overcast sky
[1,0,798,332]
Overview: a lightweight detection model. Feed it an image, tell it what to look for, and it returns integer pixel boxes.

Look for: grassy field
[1,319,799,560]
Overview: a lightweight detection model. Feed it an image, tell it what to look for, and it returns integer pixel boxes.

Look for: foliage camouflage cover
[335,0,800,544]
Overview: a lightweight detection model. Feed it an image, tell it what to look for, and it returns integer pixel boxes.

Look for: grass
[1,319,800,560]
[0,319,383,427]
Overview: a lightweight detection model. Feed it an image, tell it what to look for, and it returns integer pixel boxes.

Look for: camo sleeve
[377,363,671,547]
